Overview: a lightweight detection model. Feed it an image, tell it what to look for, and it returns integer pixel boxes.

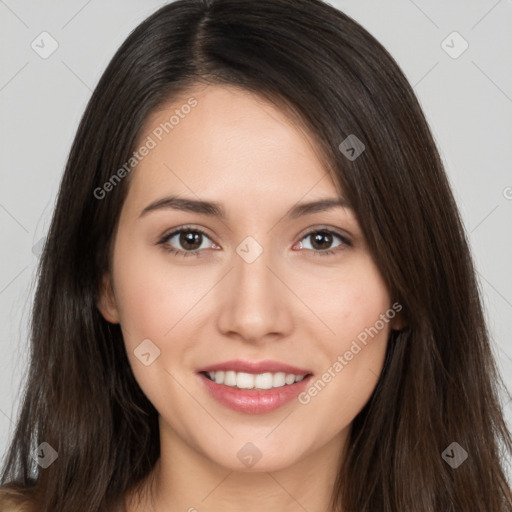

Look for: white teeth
[285,374,296,385]
[205,370,308,389]
[251,372,270,389]
[237,372,255,389]
[272,372,286,387]
[224,370,237,386]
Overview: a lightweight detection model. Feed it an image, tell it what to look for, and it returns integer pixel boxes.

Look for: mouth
[196,360,314,414]
[200,370,312,390]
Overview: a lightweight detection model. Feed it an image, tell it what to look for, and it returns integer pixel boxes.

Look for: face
[98,84,401,472]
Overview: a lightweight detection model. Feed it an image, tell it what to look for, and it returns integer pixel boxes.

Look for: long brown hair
[1,1,511,511]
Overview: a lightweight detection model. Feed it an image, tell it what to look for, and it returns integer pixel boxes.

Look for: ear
[389,302,406,331]
[390,314,406,331]
[97,272,120,324]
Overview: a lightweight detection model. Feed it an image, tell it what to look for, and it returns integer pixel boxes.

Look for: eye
[157,226,218,257]
[295,228,351,257]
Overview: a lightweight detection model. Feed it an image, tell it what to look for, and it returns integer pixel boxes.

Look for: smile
[202,370,307,389]
[197,361,313,414]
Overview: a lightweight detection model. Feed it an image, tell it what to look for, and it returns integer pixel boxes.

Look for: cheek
[110,243,206,406]
[311,255,392,347]
[110,239,228,393]
[296,257,392,423]
[111,240,210,347]
[335,276,391,383]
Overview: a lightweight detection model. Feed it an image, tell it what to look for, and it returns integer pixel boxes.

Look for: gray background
[1,0,511,474]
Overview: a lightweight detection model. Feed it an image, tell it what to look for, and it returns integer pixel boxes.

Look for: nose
[215,241,294,344]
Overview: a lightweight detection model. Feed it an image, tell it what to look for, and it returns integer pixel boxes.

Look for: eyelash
[157,225,351,258]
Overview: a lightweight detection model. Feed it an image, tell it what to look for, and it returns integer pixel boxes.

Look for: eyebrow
[138,195,351,221]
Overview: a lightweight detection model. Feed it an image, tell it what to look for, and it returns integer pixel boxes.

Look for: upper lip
[197,359,313,375]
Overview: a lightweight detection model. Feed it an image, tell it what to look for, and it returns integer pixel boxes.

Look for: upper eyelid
[300,225,351,241]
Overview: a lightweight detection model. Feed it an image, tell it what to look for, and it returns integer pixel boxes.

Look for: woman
[1,0,511,511]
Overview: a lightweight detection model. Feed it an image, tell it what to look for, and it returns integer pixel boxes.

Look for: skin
[98,84,403,512]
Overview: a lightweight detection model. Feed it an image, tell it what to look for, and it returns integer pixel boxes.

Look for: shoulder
[0,486,38,512]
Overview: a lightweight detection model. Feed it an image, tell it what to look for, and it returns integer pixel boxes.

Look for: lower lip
[198,373,312,414]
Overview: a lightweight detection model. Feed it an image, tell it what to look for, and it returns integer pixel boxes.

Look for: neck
[124,417,348,512]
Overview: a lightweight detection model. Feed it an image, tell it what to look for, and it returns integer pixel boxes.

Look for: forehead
[124,84,342,215]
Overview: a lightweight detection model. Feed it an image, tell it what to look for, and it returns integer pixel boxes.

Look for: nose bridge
[236,235,274,298]
[234,234,279,312]
[216,234,292,341]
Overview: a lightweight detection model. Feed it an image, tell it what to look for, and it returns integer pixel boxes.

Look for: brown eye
[297,229,351,256]
[158,227,216,257]
[176,230,204,251]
